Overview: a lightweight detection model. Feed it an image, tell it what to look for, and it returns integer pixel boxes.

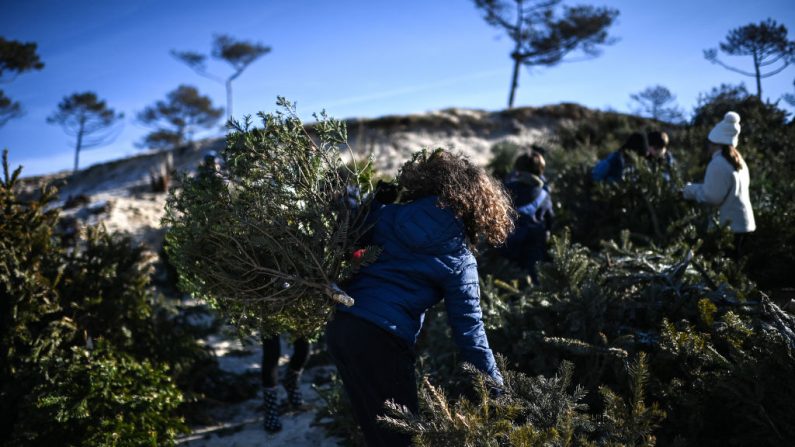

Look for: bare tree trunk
[178,124,188,149]
[226,79,233,121]
[507,0,524,109]
[73,137,81,174]
[73,118,85,174]
[508,53,522,109]
[753,51,762,98]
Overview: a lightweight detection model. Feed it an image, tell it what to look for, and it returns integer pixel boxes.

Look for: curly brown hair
[397,149,515,246]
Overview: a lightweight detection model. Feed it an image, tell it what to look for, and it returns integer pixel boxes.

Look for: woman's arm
[443,259,503,385]
[683,158,732,205]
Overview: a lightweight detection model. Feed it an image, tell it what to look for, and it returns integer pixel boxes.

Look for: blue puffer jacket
[592,150,625,182]
[340,196,502,384]
[498,172,553,283]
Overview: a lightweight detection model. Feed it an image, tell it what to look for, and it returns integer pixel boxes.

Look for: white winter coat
[683,151,756,233]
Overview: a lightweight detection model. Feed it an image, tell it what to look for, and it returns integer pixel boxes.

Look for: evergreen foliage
[655,305,795,445]
[553,153,697,248]
[703,19,795,98]
[164,98,376,338]
[597,353,665,446]
[470,231,795,445]
[487,141,522,180]
[473,0,619,108]
[315,91,795,446]
[552,111,656,159]
[0,150,197,445]
[11,342,184,447]
[46,92,124,173]
[405,189,794,445]
[137,85,223,150]
[0,91,22,127]
[379,356,662,446]
[0,37,44,127]
[548,90,795,292]
[172,34,271,119]
[0,37,44,78]
[628,86,685,124]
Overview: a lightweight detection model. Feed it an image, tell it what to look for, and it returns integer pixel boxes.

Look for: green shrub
[0,151,191,445]
[552,152,702,249]
[487,141,522,180]
[11,342,184,447]
[655,306,795,446]
[380,355,663,447]
[473,230,794,445]
[319,91,795,446]
[555,111,658,158]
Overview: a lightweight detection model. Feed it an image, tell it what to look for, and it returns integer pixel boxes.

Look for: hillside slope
[20,102,646,249]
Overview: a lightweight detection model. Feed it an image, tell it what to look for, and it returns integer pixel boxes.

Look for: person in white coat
[682,111,755,256]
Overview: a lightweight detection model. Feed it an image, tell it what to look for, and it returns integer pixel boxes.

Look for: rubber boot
[263,387,282,433]
[282,368,305,410]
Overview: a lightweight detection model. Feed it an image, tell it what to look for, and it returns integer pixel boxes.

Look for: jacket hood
[389,196,466,255]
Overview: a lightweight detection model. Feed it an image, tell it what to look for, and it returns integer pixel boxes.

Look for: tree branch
[705,55,757,77]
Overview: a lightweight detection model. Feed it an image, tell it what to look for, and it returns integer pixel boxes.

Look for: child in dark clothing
[499,149,554,284]
[326,150,514,447]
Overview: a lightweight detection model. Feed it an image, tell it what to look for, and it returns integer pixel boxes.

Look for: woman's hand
[681,183,695,200]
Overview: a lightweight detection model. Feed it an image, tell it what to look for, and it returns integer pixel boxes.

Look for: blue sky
[1,0,794,176]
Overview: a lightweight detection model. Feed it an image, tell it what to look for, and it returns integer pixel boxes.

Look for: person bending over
[326,149,514,446]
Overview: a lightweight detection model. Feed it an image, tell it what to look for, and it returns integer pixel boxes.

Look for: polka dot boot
[283,368,304,409]
[263,387,282,433]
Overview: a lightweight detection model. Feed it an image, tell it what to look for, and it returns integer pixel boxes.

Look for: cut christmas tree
[164,98,377,337]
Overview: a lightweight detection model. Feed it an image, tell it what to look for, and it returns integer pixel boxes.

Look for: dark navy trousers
[326,311,418,447]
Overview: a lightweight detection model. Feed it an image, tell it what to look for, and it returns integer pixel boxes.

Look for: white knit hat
[708,111,741,147]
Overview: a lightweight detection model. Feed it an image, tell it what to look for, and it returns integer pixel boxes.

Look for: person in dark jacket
[647,130,676,181]
[592,132,650,182]
[326,150,514,447]
[499,149,554,284]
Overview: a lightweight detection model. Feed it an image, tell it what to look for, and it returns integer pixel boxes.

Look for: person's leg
[284,337,310,407]
[262,335,281,388]
[733,232,749,261]
[261,334,282,432]
[289,337,310,370]
[373,333,418,446]
[326,315,378,442]
[326,312,417,447]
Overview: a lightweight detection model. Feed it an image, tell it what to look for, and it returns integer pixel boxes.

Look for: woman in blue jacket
[326,150,514,446]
